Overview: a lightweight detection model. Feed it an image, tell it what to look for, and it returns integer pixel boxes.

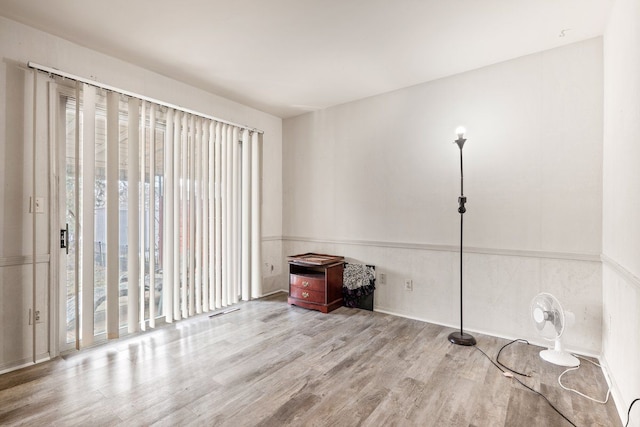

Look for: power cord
[477,339,638,427]
[473,345,577,427]
[558,355,611,404]
[496,339,532,377]
[625,398,639,427]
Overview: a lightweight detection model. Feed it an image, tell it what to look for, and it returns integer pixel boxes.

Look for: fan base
[448,331,477,346]
[540,349,580,367]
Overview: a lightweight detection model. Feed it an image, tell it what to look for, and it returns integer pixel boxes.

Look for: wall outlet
[28,309,43,325]
[35,197,44,213]
[404,279,413,291]
[379,273,386,285]
[263,262,274,276]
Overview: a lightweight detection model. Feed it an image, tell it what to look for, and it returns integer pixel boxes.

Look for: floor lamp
[448,126,476,346]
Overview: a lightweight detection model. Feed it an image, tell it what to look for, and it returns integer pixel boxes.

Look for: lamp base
[448,331,476,346]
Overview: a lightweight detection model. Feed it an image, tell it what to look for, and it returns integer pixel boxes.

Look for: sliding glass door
[57,85,165,350]
[51,75,261,353]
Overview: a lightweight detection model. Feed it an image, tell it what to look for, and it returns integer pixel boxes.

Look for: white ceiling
[0,0,614,118]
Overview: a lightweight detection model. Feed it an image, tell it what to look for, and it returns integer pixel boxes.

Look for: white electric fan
[530,292,580,367]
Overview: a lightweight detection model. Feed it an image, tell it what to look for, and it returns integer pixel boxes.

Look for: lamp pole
[448,127,476,346]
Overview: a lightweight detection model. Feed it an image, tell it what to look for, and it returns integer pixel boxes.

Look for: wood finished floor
[0,293,621,427]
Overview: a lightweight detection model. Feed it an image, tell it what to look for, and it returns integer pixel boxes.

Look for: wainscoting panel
[601,258,640,425]
[0,262,49,372]
[283,237,602,356]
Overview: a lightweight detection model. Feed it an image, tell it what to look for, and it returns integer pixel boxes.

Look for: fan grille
[531,292,565,340]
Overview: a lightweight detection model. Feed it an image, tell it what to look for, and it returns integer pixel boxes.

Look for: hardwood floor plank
[0,293,621,427]
[254,392,322,426]
[361,377,427,426]
[468,365,511,427]
[321,384,389,426]
[149,406,202,427]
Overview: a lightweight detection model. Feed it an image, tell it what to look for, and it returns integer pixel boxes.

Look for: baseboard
[599,356,632,427]
[0,353,51,375]
[260,289,288,298]
[373,306,601,359]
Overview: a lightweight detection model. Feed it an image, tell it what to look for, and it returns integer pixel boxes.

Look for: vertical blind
[53,75,262,348]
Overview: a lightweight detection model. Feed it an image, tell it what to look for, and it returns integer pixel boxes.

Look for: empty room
[0,0,638,426]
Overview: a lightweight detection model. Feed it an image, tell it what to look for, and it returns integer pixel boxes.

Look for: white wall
[602,0,640,424]
[0,16,283,371]
[283,38,604,355]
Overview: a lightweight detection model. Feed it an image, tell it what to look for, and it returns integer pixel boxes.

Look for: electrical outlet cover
[35,197,44,213]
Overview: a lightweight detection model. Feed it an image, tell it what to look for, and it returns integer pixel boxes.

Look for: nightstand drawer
[289,286,325,303]
[290,274,325,292]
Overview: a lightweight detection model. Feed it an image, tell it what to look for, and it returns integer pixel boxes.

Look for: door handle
[60,223,69,254]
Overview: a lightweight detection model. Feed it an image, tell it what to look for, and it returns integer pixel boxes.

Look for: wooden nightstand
[287,253,344,313]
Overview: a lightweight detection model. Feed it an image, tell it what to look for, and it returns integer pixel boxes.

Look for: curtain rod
[28,61,264,134]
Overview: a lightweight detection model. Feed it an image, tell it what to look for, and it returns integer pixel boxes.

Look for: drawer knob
[302,281,310,287]
[302,292,309,298]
